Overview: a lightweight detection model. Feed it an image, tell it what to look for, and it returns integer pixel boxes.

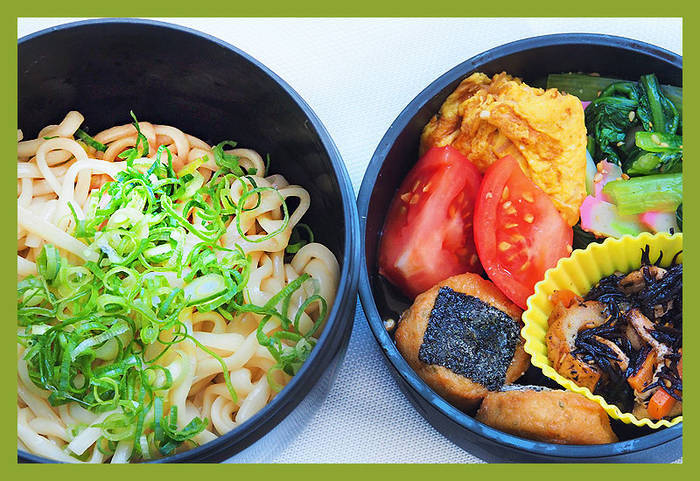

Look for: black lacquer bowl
[358,33,682,463]
[18,18,359,463]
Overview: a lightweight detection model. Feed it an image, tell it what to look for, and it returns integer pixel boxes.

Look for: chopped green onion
[75,128,107,152]
[17,114,329,461]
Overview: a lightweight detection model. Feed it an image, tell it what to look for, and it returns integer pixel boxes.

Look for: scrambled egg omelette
[420,72,587,226]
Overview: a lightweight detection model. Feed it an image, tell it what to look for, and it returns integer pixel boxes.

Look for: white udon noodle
[17,111,340,463]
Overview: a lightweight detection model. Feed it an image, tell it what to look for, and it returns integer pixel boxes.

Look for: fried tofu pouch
[476,388,619,445]
[395,273,530,410]
[420,72,587,226]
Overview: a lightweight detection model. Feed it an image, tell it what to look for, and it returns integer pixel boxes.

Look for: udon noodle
[17,111,339,463]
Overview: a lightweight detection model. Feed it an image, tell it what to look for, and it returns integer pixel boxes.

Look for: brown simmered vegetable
[476,388,619,445]
[546,246,682,419]
[547,300,607,392]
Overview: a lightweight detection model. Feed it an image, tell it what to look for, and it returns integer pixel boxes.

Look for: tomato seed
[504,223,518,229]
[524,213,534,223]
[422,182,432,192]
[521,192,534,203]
[502,201,512,210]
[520,261,530,271]
[566,244,573,254]
[410,194,420,204]
[400,192,411,203]
[485,192,493,199]
[412,180,421,192]
[498,241,512,251]
[501,186,509,201]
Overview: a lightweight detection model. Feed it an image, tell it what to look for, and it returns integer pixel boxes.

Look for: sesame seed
[502,186,510,200]
[628,111,636,122]
[593,173,603,183]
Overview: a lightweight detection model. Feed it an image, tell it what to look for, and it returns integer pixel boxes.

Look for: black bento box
[357,33,682,463]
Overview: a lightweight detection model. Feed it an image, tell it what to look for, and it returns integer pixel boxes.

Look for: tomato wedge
[474,156,573,308]
[379,146,482,298]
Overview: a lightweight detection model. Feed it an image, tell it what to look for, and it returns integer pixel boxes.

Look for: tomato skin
[378,146,482,298]
[474,156,573,309]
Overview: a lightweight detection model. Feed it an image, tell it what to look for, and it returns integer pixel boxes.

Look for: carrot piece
[550,289,581,308]
[628,350,656,392]
[648,388,676,419]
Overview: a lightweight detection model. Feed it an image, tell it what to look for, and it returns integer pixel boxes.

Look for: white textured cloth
[18,17,682,463]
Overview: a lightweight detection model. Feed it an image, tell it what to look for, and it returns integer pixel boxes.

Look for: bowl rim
[357,32,682,459]
[18,17,361,463]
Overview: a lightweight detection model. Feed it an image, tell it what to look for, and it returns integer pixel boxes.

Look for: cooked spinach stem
[546,73,683,116]
[579,72,682,175]
[635,131,682,153]
[602,173,682,215]
[17,115,329,460]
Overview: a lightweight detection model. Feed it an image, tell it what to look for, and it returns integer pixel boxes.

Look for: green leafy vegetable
[602,173,682,215]
[546,73,683,116]
[583,73,682,176]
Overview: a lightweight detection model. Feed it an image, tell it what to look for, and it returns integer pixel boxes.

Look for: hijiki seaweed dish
[547,245,682,421]
[378,71,683,445]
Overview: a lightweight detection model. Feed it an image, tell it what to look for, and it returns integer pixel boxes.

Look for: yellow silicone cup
[522,232,683,429]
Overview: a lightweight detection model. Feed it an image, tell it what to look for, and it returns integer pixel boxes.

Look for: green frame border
[6,6,693,478]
